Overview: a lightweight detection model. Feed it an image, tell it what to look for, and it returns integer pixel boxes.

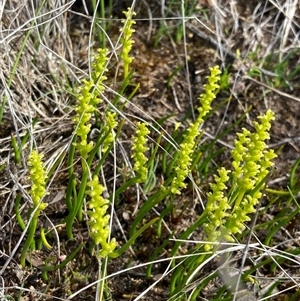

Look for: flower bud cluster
[87,175,117,258]
[224,109,277,239]
[203,109,277,248]
[28,150,48,216]
[120,8,136,79]
[203,167,230,250]
[131,122,150,183]
[171,66,221,194]
[73,49,108,159]
[102,111,118,153]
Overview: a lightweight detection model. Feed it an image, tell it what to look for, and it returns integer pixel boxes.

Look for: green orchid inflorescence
[120,7,136,79]
[131,122,150,183]
[66,48,110,238]
[102,111,118,153]
[203,109,277,250]
[73,48,108,161]
[87,175,117,258]
[28,150,48,215]
[20,150,48,266]
[203,167,231,250]
[198,65,221,120]
[224,109,277,240]
[170,66,221,195]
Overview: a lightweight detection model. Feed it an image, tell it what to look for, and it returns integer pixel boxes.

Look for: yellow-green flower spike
[20,151,48,266]
[198,66,221,121]
[131,122,150,183]
[87,175,117,258]
[102,111,118,153]
[225,109,276,240]
[120,7,136,79]
[170,122,198,195]
[231,109,276,210]
[203,167,231,251]
[28,150,48,215]
[91,48,108,88]
[170,66,221,195]
[73,48,108,159]
[203,110,276,247]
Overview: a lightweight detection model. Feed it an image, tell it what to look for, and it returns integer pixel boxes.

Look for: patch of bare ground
[0,0,300,300]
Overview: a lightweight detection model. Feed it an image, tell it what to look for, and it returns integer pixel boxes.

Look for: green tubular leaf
[156,203,173,237]
[265,188,290,196]
[270,247,300,274]
[167,65,183,88]
[290,157,300,189]
[264,206,299,246]
[289,287,300,301]
[172,255,198,295]
[65,170,89,239]
[65,173,76,212]
[213,284,230,300]
[169,265,185,296]
[127,83,140,100]
[109,217,159,258]
[20,217,38,267]
[40,228,52,250]
[144,156,159,194]
[11,135,21,165]
[129,188,169,237]
[170,212,208,258]
[189,272,219,300]
[111,175,141,201]
[14,194,25,231]
[112,70,134,108]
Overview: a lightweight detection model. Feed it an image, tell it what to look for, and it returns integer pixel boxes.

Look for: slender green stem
[14,195,25,230]
[68,135,77,177]
[112,176,141,198]
[20,215,38,267]
[98,258,107,301]
[65,170,89,239]
[265,188,290,196]
[110,218,159,258]
[232,188,247,213]
[65,173,76,212]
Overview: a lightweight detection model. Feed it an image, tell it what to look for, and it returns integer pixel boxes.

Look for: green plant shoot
[20,150,48,267]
